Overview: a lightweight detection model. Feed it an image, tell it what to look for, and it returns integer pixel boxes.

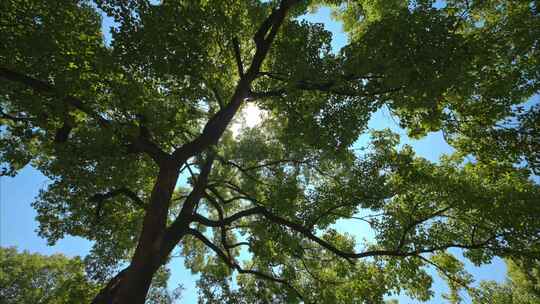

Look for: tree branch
[0,67,110,127]
[208,85,225,109]
[186,227,305,301]
[225,241,251,249]
[89,187,146,223]
[192,206,265,227]
[215,155,264,184]
[417,255,476,296]
[162,154,215,252]
[253,82,402,98]
[396,206,453,251]
[91,187,146,207]
[0,107,34,123]
[202,191,232,259]
[231,37,244,78]
[0,67,169,163]
[254,71,401,98]
[191,201,504,264]
[126,130,171,165]
[172,0,297,165]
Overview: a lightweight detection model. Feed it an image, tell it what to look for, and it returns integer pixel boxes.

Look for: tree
[473,258,540,304]
[0,246,99,303]
[1,0,539,303]
[0,247,182,304]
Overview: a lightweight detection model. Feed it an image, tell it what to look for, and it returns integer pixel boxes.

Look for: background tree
[0,247,182,304]
[0,246,99,304]
[473,258,540,304]
[1,0,539,303]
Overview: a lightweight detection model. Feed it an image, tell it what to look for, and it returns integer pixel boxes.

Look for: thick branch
[192,203,503,262]
[225,241,251,249]
[90,187,146,223]
[192,204,354,263]
[162,155,215,252]
[0,67,169,163]
[254,71,401,98]
[90,187,146,207]
[193,206,265,227]
[249,0,300,78]
[126,130,171,165]
[232,37,244,77]
[53,122,73,143]
[249,89,287,99]
[172,0,297,164]
[0,67,110,127]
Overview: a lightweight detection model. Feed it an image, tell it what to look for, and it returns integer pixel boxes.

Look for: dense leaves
[1,0,539,303]
[473,258,540,304]
[0,247,99,304]
[0,247,182,304]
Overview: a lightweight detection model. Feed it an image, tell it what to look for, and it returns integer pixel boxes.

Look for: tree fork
[91,162,182,304]
[89,1,298,302]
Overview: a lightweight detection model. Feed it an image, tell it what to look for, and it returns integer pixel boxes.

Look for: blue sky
[0,4,526,304]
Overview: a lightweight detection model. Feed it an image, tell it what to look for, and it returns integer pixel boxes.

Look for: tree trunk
[89,2,294,300]
[92,164,182,303]
[91,260,160,304]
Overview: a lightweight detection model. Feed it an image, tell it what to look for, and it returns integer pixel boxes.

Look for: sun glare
[231,103,263,137]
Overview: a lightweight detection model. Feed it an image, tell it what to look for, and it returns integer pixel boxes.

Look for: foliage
[0,0,539,303]
[473,258,540,304]
[0,246,99,304]
[0,247,182,304]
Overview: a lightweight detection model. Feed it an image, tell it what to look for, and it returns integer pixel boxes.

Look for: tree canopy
[0,247,99,304]
[0,247,181,303]
[473,258,540,304]
[0,0,539,303]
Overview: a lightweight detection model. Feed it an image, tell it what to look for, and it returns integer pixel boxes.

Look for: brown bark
[92,163,181,304]
[89,1,298,302]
